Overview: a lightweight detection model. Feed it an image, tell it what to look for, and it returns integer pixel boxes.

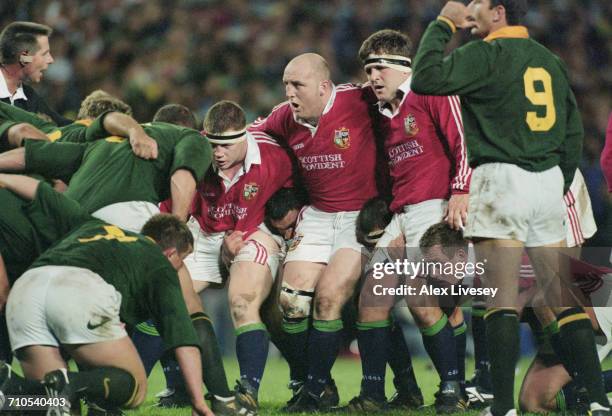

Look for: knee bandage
[280,282,314,320]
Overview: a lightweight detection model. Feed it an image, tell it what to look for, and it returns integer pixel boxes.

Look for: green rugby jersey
[31,218,199,351]
[0,101,105,143]
[25,121,212,213]
[0,100,57,134]
[0,182,89,283]
[412,22,583,190]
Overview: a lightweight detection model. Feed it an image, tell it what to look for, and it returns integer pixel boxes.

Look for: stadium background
[1,1,611,410]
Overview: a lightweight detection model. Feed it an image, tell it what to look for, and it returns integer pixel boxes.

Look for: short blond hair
[77,90,132,119]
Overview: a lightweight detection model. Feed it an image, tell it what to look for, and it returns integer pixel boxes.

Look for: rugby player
[412,1,608,414]
[0,173,212,416]
[348,29,471,412]
[251,52,381,411]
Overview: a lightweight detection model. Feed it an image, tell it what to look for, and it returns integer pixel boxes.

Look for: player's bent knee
[314,295,341,320]
[229,292,259,324]
[279,282,314,320]
[410,307,443,328]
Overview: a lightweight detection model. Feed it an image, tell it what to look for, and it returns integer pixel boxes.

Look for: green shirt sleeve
[25,140,86,183]
[149,267,200,351]
[55,121,90,143]
[171,129,212,182]
[0,100,58,133]
[412,20,494,96]
[24,182,92,245]
[0,120,18,152]
[84,112,113,142]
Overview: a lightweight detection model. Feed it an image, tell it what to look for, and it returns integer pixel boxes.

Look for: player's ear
[455,248,467,262]
[492,4,505,23]
[319,80,330,96]
[163,247,178,260]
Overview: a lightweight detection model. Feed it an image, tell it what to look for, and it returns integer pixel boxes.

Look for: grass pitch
[125,356,612,415]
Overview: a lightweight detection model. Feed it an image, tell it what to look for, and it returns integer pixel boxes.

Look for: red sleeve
[428,95,472,194]
[250,102,291,142]
[159,198,172,213]
[602,113,612,192]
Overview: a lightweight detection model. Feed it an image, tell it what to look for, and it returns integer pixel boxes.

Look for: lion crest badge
[243,182,259,200]
[404,114,419,137]
[287,233,304,251]
[333,127,350,149]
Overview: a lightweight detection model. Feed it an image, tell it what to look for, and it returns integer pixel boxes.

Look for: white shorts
[285,206,362,264]
[185,218,282,283]
[232,223,283,280]
[6,266,126,351]
[565,169,597,247]
[92,201,160,233]
[184,217,225,284]
[594,307,612,361]
[378,199,448,247]
[465,163,566,247]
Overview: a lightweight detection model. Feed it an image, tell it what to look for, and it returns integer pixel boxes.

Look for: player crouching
[0,174,212,416]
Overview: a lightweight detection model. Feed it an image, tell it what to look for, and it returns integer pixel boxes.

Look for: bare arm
[0,148,26,172]
[0,254,9,313]
[7,123,48,148]
[170,169,196,222]
[0,173,41,200]
[102,112,158,160]
[175,346,214,416]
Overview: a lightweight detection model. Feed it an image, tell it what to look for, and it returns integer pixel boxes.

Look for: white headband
[205,128,247,144]
[364,54,412,74]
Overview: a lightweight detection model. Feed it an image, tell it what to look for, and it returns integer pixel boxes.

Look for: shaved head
[283,53,333,124]
[285,53,331,83]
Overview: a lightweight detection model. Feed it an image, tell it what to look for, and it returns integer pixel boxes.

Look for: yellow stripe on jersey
[437,16,456,33]
[105,136,126,143]
[75,119,93,127]
[78,225,138,243]
[558,313,589,328]
[47,130,62,142]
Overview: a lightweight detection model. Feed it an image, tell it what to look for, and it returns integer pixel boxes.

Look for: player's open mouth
[290,102,300,110]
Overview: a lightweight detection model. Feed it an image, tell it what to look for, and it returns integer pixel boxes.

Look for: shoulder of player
[249,131,281,148]
[335,82,370,94]
[334,82,378,107]
[252,101,292,124]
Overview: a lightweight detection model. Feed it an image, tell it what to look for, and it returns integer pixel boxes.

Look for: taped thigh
[279,282,315,320]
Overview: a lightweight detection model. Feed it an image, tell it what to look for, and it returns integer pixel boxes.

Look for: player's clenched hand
[223,231,246,259]
[129,130,158,160]
[445,193,469,231]
[440,1,476,30]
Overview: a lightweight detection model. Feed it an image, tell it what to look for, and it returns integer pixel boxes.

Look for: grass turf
[124,356,612,415]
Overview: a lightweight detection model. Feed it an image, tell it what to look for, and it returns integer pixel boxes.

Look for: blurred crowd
[2,0,611,246]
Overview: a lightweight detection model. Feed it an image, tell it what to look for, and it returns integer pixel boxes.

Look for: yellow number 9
[524,67,556,132]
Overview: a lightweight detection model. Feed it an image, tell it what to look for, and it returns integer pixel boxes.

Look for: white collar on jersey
[377,75,412,118]
[243,131,262,172]
[293,84,337,130]
[214,131,261,189]
[0,69,27,103]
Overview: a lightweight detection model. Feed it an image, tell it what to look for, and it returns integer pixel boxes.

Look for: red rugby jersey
[162,132,293,237]
[251,84,379,212]
[377,80,471,213]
